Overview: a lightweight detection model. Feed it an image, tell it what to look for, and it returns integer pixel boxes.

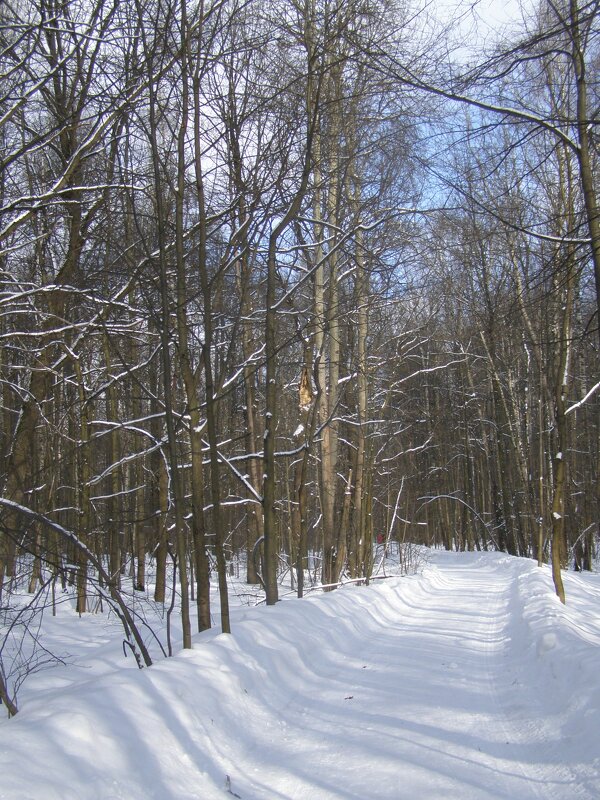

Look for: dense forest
[0,0,598,702]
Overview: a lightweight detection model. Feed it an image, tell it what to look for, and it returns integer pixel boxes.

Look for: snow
[1,551,600,799]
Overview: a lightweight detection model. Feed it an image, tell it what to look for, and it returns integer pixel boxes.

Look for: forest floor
[1,550,599,799]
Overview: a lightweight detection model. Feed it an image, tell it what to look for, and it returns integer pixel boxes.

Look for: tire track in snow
[456,556,592,800]
[206,554,597,800]
[479,562,551,800]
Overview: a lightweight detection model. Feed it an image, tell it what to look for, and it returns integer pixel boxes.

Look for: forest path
[2,552,599,800]
[228,552,596,800]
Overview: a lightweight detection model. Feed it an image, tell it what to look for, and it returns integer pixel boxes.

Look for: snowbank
[1,552,598,799]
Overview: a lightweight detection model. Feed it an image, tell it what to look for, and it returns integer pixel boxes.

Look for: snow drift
[1,551,599,799]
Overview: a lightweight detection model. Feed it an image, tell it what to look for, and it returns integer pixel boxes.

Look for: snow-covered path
[1,552,599,799]
[222,553,596,799]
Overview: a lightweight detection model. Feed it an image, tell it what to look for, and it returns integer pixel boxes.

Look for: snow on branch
[565,380,600,415]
